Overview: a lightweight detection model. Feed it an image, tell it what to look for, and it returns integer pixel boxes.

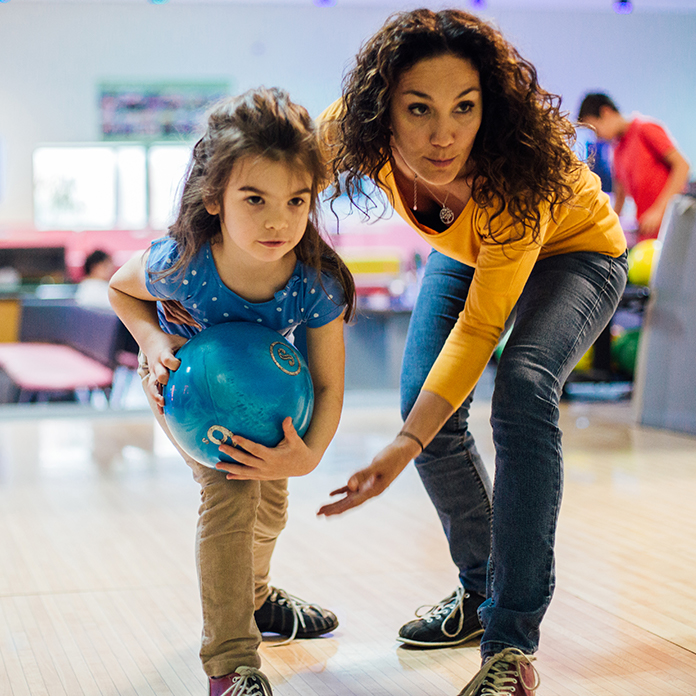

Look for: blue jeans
[400,249,628,658]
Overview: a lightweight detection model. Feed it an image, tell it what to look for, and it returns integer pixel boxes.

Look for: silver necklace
[412,174,455,226]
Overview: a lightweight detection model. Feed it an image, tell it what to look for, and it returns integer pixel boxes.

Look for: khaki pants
[139,356,289,677]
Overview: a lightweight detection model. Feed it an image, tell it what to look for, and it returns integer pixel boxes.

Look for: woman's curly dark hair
[329,8,582,243]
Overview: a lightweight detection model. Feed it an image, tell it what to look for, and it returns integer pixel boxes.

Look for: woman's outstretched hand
[317,437,420,516]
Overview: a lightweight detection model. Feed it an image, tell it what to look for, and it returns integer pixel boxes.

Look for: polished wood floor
[1,388,695,695]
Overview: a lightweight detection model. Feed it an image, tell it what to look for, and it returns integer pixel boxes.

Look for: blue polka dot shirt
[145,237,346,340]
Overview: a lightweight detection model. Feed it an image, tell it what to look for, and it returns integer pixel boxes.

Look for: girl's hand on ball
[146,372,166,413]
[145,333,188,413]
[216,417,320,480]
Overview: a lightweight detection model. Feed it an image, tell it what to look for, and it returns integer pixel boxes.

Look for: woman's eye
[246,195,264,206]
[289,197,306,207]
[407,103,429,116]
[456,101,475,114]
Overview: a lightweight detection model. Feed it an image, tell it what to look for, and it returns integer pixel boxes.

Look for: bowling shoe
[397,586,485,647]
[209,666,273,696]
[458,648,540,696]
[255,586,338,640]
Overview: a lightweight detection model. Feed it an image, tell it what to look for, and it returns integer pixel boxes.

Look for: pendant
[440,206,455,225]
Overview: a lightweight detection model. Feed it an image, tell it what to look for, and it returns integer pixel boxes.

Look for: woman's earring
[413,174,418,212]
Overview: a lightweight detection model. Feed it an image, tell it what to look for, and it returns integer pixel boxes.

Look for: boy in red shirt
[578,93,690,241]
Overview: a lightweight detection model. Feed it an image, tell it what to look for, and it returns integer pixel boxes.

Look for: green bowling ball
[611,329,641,377]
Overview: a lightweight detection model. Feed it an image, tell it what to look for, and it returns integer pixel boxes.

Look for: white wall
[1,1,695,227]
[493,9,696,160]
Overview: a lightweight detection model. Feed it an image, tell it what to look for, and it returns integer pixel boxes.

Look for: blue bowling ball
[163,322,314,468]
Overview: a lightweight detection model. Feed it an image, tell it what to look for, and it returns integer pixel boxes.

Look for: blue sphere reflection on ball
[163,322,314,468]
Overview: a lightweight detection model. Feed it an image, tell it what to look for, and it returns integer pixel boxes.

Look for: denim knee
[492,359,558,427]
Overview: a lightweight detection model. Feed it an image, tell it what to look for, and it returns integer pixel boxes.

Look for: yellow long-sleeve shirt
[318,102,627,409]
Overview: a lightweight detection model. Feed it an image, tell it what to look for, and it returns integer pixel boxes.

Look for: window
[33,143,192,230]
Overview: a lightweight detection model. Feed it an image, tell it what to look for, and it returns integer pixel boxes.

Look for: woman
[317,9,627,695]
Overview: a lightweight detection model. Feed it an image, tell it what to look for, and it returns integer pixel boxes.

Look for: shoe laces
[460,648,540,696]
[266,586,324,646]
[415,586,468,638]
[219,667,273,696]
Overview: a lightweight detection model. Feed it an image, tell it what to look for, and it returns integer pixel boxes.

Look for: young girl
[109,87,355,696]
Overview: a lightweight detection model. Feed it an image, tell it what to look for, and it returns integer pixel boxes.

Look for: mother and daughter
[110,8,626,696]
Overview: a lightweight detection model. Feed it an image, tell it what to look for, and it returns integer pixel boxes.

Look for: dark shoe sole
[396,626,483,648]
[259,618,339,639]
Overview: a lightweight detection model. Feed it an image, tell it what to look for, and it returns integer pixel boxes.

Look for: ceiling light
[613,0,633,13]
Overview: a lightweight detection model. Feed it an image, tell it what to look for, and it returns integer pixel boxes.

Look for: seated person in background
[75,250,115,308]
[578,93,690,243]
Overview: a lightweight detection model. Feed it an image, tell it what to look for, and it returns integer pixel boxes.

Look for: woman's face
[389,53,482,185]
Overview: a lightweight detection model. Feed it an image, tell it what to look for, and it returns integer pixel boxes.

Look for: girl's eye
[289,197,306,207]
[407,103,429,116]
[245,195,264,206]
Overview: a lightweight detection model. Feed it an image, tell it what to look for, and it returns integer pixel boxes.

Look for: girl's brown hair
[164,87,355,320]
[330,8,582,243]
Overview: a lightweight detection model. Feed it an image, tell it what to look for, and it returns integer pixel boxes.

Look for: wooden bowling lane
[0,395,695,695]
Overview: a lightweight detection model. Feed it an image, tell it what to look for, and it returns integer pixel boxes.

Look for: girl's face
[206,155,313,265]
[389,53,483,185]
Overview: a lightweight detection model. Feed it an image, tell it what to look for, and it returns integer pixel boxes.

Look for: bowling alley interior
[1,1,696,695]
